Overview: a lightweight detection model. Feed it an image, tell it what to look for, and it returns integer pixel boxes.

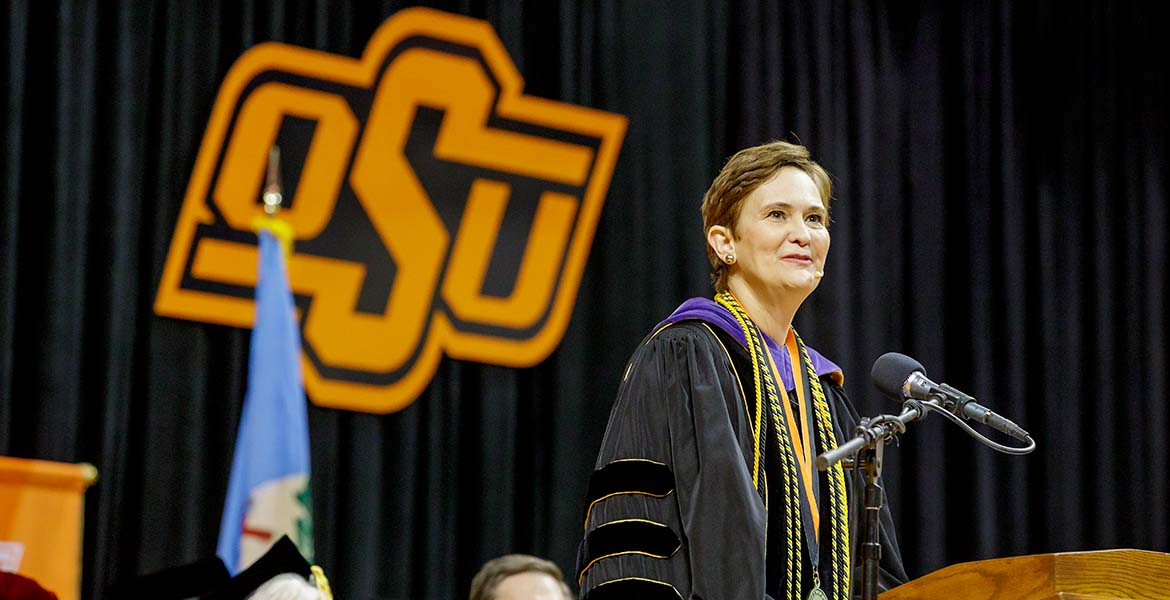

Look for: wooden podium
[879,549,1170,600]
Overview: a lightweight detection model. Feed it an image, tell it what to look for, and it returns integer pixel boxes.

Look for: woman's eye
[768,210,785,219]
[807,214,824,224]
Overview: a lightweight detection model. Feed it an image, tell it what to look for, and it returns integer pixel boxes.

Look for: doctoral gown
[577,299,907,600]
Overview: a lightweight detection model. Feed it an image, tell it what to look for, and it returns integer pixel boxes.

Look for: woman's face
[729,166,830,300]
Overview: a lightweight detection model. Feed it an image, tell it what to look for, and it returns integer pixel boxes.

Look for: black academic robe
[577,321,907,600]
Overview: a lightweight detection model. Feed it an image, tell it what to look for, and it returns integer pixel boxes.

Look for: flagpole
[217,144,314,574]
[252,146,293,256]
[263,146,283,215]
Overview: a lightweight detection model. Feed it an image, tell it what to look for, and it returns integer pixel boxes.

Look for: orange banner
[0,456,96,600]
[154,7,627,414]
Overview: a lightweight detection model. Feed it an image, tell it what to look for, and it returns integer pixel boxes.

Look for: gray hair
[246,574,323,600]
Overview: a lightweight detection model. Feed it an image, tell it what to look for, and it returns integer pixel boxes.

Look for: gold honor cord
[720,304,767,499]
[716,292,801,600]
[715,292,851,600]
[793,330,851,600]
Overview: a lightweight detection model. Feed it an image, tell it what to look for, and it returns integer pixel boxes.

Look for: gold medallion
[807,586,829,600]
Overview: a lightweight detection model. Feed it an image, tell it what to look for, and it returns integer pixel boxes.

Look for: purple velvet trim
[657,297,844,390]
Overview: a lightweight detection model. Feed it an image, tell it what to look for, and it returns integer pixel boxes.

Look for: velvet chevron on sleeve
[578,321,766,600]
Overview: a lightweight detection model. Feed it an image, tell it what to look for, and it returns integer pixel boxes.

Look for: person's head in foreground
[703,140,831,326]
[469,554,572,600]
[246,573,323,600]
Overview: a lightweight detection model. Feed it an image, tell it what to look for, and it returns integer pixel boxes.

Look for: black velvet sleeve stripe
[577,519,681,583]
[582,459,675,528]
[587,458,675,500]
[583,577,683,600]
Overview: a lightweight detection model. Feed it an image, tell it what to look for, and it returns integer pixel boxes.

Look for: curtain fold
[2,1,1167,598]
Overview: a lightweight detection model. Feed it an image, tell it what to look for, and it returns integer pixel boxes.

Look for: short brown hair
[468,554,572,600]
[701,141,832,292]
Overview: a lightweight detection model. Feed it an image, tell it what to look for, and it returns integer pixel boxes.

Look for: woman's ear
[707,225,734,262]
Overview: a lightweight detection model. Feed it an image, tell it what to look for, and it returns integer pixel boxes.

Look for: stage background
[3,1,1168,598]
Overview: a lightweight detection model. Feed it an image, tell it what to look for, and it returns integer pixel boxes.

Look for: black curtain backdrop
[3,1,1169,599]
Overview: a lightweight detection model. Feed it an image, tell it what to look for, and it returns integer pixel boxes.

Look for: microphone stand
[818,394,1036,599]
[816,401,928,600]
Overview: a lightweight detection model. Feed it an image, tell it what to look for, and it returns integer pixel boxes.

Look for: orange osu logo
[154,8,627,413]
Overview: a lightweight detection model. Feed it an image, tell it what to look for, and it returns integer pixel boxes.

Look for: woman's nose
[788,222,811,245]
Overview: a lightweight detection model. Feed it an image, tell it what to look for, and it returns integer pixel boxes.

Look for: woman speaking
[576,142,906,600]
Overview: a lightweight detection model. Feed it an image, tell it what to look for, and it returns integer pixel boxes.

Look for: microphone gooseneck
[868,352,1036,453]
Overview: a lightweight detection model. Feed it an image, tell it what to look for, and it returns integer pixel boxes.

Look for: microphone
[870,352,1031,442]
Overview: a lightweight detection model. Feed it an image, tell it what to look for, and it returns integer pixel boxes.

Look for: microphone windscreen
[871,352,926,399]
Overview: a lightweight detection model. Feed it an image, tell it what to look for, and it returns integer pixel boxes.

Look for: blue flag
[216,230,313,573]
